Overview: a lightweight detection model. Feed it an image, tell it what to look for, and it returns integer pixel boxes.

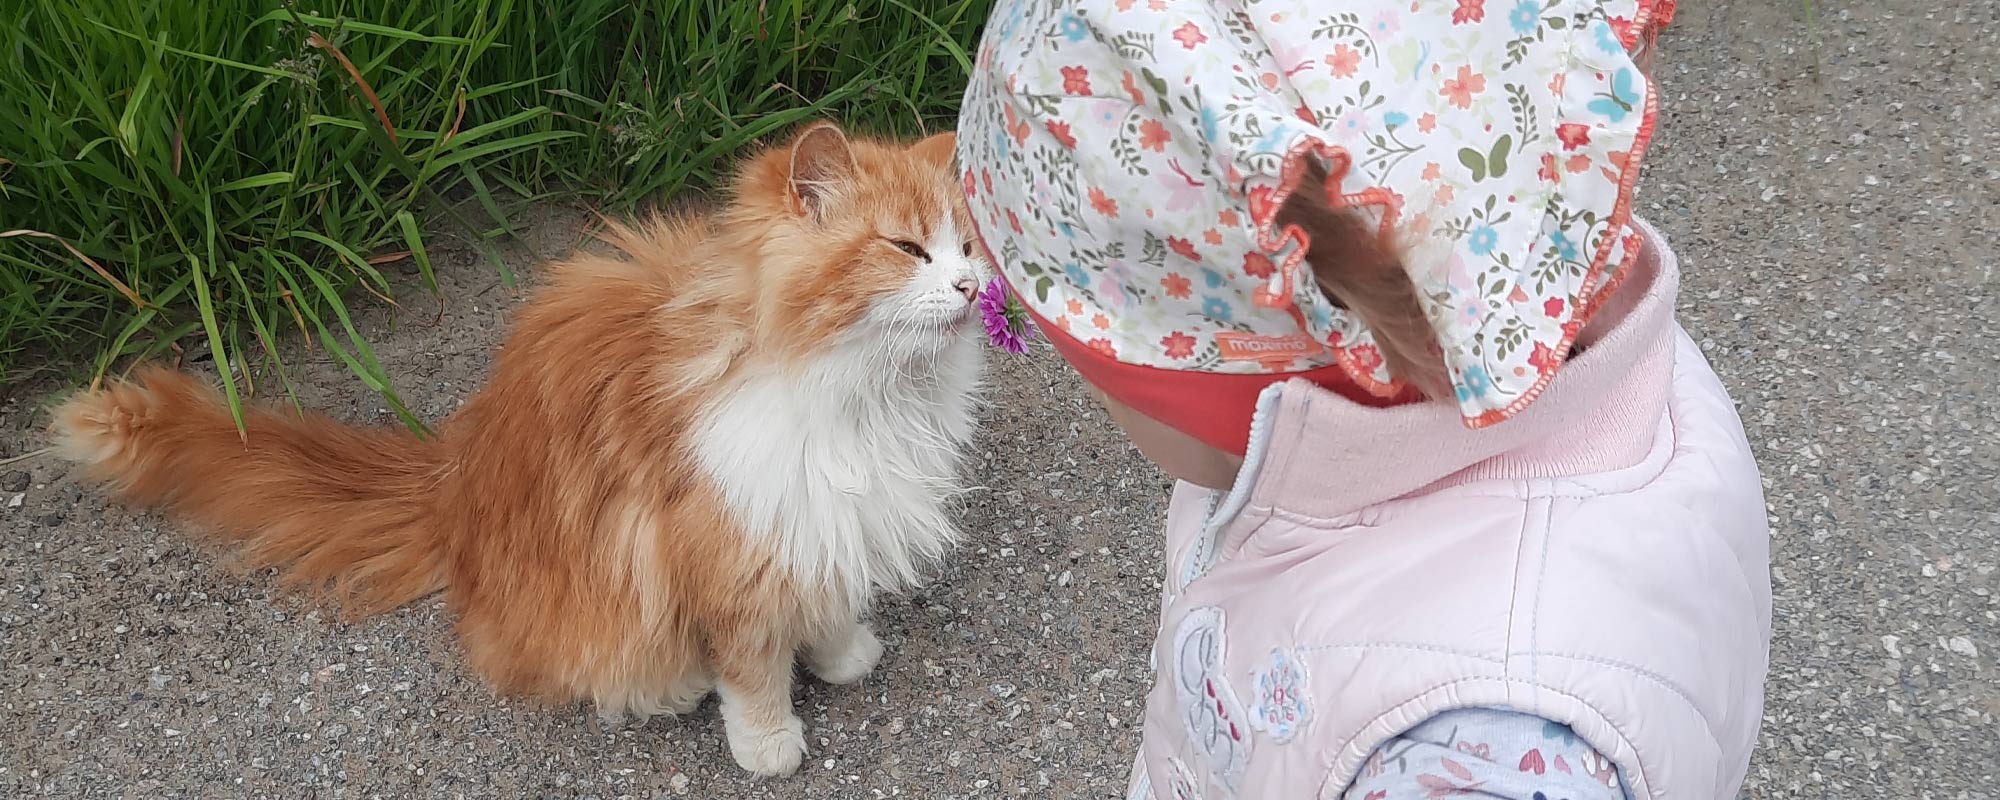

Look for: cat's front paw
[725,714,807,776]
[808,624,884,685]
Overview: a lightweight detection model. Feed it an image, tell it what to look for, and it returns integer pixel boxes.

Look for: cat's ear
[786,122,857,219]
[911,131,957,168]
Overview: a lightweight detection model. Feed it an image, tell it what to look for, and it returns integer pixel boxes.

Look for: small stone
[1881,635,1902,659]
[668,774,690,795]
[1,470,28,492]
[1947,636,1978,658]
[36,511,64,527]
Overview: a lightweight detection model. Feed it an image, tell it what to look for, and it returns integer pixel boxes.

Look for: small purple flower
[977,277,1036,355]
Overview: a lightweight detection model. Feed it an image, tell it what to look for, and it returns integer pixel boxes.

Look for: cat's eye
[961,242,974,258]
[891,239,930,262]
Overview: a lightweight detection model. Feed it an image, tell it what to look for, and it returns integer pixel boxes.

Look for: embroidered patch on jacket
[1166,756,1204,800]
[1246,646,1312,743]
[1171,607,1250,796]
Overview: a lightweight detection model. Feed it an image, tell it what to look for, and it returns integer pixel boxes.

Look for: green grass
[0,0,989,424]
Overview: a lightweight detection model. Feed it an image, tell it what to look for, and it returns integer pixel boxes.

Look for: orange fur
[53,122,981,775]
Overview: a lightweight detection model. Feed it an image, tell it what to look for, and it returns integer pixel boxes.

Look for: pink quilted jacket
[1135,220,1772,799]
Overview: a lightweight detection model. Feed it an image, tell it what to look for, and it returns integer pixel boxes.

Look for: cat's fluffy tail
[53,366,447,617]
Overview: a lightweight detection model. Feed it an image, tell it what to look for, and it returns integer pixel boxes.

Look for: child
[956,1,1771,798]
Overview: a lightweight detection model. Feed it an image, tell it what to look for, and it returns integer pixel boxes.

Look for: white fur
[694,203,985,778]
[719,683,808,776]
[691,213,988,610]
[808,622,885,685]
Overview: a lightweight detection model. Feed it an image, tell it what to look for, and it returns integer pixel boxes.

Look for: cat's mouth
[933,296,980,323]
[909,303,978,339]
[920,305,976,335]
[873,290,980,340]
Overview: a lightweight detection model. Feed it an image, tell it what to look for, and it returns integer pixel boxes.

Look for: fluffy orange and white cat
[52,122,988,776]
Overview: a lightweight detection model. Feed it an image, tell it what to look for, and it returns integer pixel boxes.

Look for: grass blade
[186,254,247,439]
[395,210,437,293]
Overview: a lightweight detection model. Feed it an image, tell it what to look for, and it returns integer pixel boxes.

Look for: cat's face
[738,124,989,361]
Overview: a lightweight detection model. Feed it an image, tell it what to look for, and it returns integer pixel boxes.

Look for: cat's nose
[954,278,979,303]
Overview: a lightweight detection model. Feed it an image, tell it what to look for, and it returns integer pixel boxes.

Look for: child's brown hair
[1275,160,1452,400]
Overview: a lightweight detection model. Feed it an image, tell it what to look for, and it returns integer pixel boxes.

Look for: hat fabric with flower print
[959,0,1674,437]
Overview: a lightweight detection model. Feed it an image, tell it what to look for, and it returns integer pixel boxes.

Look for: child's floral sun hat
[959,0,1674,453]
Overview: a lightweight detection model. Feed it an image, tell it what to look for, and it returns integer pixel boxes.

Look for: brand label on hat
[1215,332,1322,370]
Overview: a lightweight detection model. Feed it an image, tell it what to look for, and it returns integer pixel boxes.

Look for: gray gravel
[3,2,1997,797]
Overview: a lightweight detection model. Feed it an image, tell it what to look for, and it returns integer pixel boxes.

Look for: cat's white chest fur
[690,334,984,606]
